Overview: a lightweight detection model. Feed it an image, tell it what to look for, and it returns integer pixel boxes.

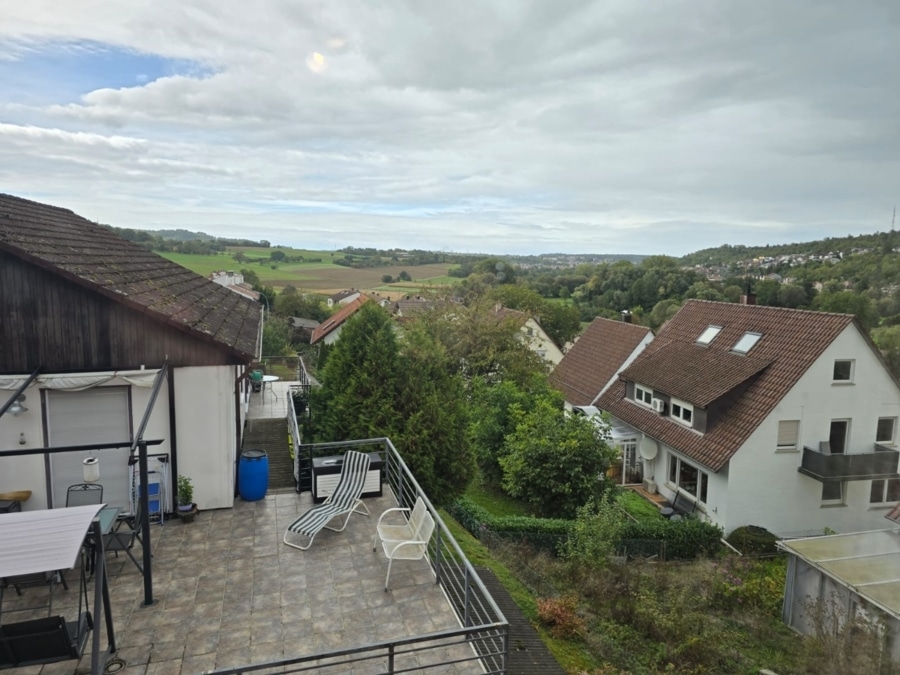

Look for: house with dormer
[597,298,900,536]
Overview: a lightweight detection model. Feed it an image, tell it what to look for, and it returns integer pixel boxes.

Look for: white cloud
[0,1,897,255]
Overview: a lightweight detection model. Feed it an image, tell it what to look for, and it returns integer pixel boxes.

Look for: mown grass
[617,489,663,522]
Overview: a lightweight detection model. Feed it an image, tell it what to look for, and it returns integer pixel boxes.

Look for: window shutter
[777,420,800,449]
[46,387,132,511]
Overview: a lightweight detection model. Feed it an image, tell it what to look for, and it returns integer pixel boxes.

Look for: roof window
[696,325,722,345]
[732,332,762,354]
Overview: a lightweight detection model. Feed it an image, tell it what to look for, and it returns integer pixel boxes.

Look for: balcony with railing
[798,443,900,482]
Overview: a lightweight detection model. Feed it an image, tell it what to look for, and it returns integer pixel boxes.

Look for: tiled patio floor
[3,490,479,675]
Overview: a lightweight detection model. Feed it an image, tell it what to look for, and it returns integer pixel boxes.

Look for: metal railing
[211,437,509,674]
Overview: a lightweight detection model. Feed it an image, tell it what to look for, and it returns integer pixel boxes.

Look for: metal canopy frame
[0,363,171,673]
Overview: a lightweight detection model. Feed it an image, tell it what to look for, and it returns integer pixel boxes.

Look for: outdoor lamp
[83,456,100,483]
[9,395,27,416]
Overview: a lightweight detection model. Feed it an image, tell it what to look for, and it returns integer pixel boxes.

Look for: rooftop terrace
[3,483,502,674]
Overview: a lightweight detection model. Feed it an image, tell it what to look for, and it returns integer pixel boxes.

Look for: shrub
[619,515,723,560]
[448,497,572,554]
[710,557,786,617]
[537,595,586,639]
[725,524,780,556]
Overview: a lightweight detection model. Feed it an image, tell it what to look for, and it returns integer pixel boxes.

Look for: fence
[212,437,510,674]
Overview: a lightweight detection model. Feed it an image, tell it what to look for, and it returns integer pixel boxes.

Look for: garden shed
[779,528,900,662]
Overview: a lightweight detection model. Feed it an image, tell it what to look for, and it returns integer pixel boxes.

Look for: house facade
[311,295,369,346]
[327,289,362,308]
[597,299,900,536]
[493,305,565,366]
[0,194,262,513]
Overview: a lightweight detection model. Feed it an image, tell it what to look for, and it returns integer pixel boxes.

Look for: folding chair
[65,484,103,507]
[283,451,370,550]
[104,496,143,573]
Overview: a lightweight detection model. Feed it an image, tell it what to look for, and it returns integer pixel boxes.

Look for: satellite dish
[639,436,659,461]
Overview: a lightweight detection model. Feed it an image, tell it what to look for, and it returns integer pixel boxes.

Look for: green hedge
[448,498,572,554]
[449,497,722,560]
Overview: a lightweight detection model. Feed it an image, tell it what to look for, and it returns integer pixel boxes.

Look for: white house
[209,270,260,301]
[310,295,369,346]
[0,194,262,513]
[597,298,900,536]
[493,305,565,367]
[326,289,362,308]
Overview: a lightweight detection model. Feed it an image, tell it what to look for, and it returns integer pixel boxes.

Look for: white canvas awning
[0,504,104,578]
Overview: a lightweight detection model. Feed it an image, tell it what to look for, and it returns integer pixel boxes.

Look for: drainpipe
[166,363,178,511]
[234,364,254,496]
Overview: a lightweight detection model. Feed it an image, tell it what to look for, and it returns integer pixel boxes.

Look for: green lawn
[617,489,664,522]
[464,479,534,518]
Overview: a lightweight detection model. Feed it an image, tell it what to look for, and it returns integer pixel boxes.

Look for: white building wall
[644,441,730,531]
[0,372,173,511]
[174,365,237,510]
[727,325,900,535]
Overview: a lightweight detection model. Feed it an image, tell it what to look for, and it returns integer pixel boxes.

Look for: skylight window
[696,326,722,345]
[732,332,762,354]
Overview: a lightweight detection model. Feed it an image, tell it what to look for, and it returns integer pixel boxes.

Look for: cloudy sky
[0,2,897,256]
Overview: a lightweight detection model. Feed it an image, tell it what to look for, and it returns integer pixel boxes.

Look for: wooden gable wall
[1,252,245,373]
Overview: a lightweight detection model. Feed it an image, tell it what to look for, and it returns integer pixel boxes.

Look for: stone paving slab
[1,490,481,674]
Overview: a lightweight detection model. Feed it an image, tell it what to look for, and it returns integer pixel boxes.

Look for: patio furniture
[262,374,280,400]
[250,369,263,393]
[104,499,143,573]
[0,504,113,671]
[283,451,371,550]
[0,613,92,668]
[66,484,103,507]
[373,496,428,551]
[381,510,435,591]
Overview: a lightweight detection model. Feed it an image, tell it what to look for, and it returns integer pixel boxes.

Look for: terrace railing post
[464,566,471,627]
[138,440,155,606]
[434,526,442,586]
[388,643,395,673]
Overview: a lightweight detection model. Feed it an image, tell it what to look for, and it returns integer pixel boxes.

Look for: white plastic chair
[372,496,427,552]
[380,510,435,591]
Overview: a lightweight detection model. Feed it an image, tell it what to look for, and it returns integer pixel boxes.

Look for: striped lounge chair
[283,451,371,550]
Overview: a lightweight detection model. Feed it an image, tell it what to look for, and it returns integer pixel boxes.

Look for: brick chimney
[741,278,756,305]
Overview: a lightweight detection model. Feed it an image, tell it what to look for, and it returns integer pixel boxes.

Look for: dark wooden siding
[1,252,244,373]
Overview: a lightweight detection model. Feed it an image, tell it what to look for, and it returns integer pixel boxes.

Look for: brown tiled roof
[597,300,856,472]
[549,317,652,406]
[620,340,770,407]
[0,194,261,360]
[311,295,369,344]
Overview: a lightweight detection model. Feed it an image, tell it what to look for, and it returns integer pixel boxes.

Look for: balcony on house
[798,443,900,481]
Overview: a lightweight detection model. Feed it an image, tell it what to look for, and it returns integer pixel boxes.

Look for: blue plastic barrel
[239,449,269,501]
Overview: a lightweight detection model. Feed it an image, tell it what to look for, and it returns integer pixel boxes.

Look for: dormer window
[696,325,722,345]
[670,397,693,426]
[635,384,653,407]
[732,332,762,354]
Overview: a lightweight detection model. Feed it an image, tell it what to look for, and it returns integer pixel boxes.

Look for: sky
[0,1,897,257]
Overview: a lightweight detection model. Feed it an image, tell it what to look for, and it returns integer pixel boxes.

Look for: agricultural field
[160,249,459,296]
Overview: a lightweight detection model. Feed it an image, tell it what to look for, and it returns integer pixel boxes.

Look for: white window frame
[696,325,722,345]
[669,397,694,427]
[776,420,800,453]
[876,417,896,446]
[832,359,855,383]
[870,478,900,505]
[666,453,709,505]
[732,332,762,354]
[635,384,654,407]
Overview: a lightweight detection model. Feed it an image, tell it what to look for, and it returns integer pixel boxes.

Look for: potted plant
[176,475,196,522]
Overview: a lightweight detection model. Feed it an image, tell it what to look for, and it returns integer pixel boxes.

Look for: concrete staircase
[242,418,295,491]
